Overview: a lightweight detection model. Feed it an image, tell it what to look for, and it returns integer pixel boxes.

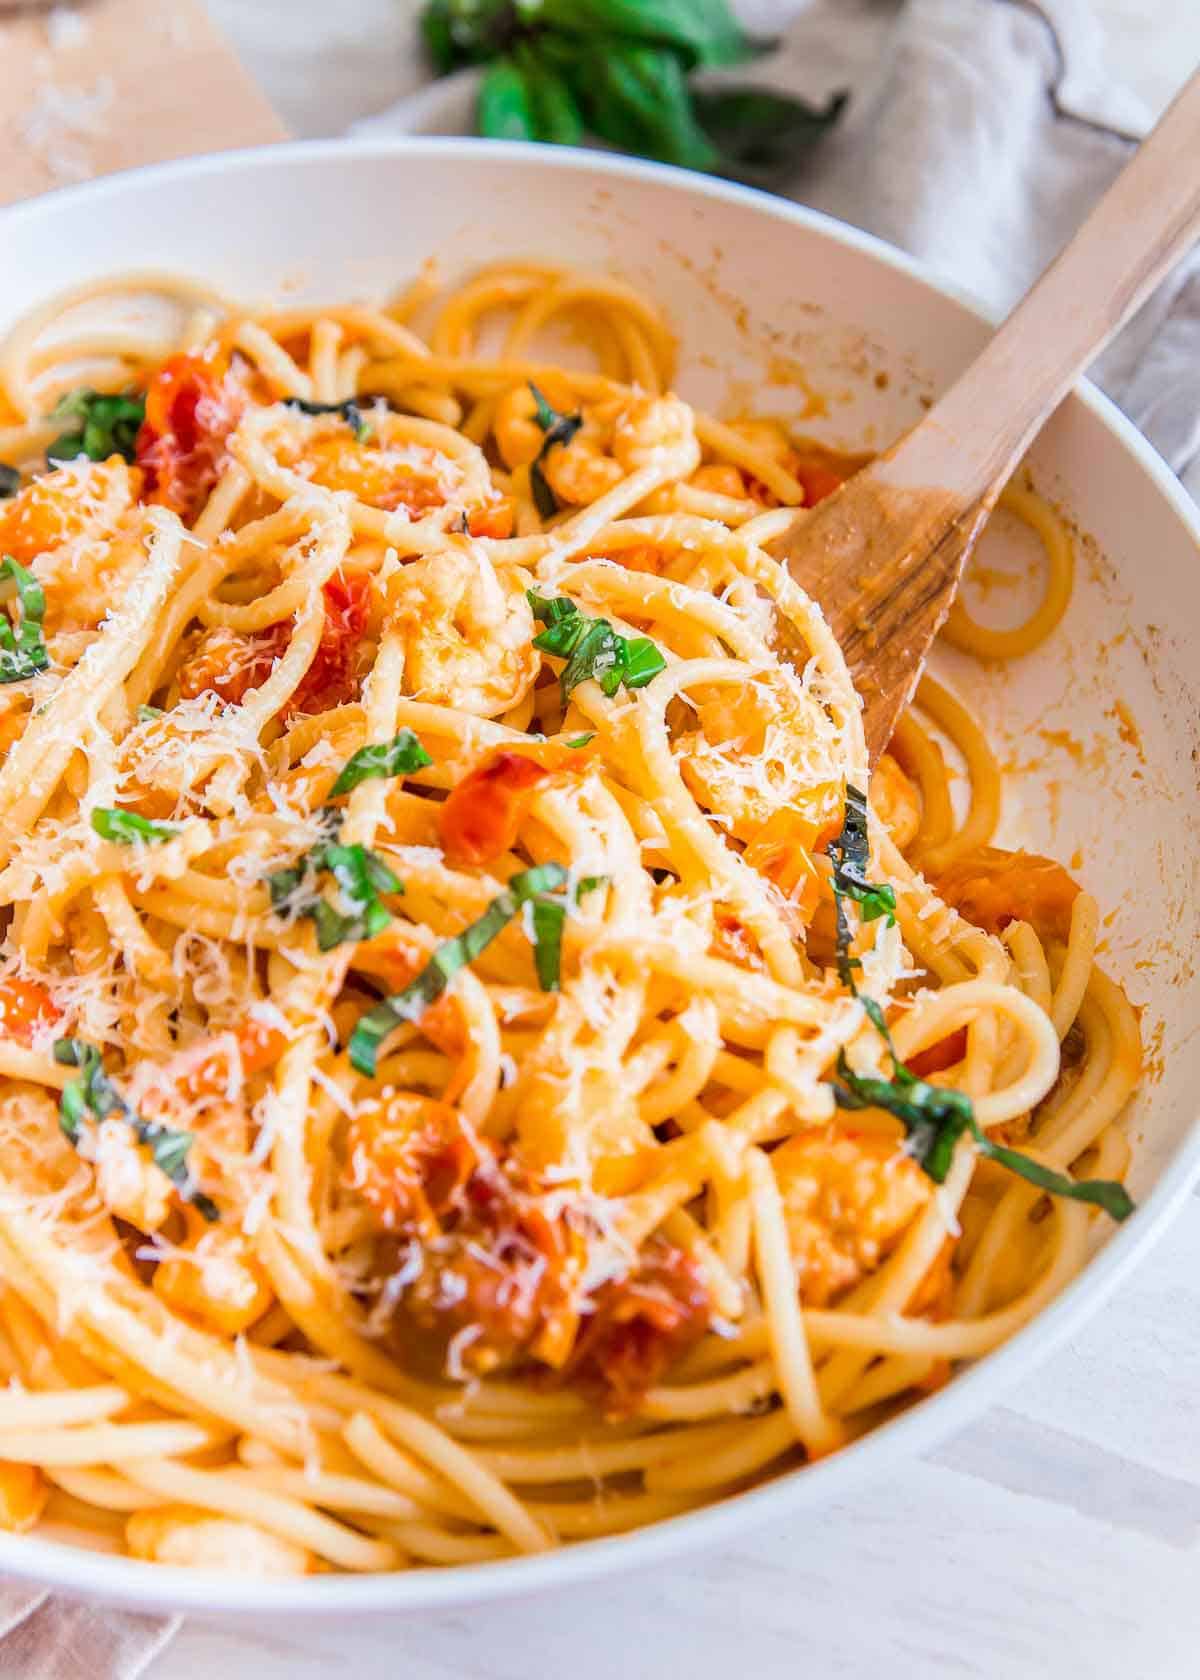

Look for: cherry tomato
[135,351,244,523]
[0,976,58,1046]
[439,750,550,867]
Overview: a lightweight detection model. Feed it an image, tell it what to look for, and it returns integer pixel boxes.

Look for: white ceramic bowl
[3,139,1199,1618]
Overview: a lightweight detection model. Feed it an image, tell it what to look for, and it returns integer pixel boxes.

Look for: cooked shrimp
[495,385,698,508]
[872,752,922,851]
[152,1226,273,1337]
[677,683,838,842]
[126,1508,313,1575]
[771,1127,933,1306]
[390,545,538,716]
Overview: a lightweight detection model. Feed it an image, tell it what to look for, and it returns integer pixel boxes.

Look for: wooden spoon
[772,68,1200,762]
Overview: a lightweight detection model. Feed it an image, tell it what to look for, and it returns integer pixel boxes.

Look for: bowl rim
[3,134,1199,1617]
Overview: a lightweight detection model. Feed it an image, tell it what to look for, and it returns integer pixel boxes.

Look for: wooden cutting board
[0,0,286,207]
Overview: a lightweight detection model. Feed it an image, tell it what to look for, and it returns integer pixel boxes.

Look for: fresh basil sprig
[527,589,665,701]
[420,0,846,185]
[266,836,402,953]
[831,1033,1134,1221]
[53,1038,218,1221]
[824,789,1133,1222]
[348,862,603,1074]
[329,729,432,797]
[0,556,50,684]
[282,397,371,443]
[527,382,584,520]
[46,389,145,466]
[91,807,179,845]
[0,465,19,499]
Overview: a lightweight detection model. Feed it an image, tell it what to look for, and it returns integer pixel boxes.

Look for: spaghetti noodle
[0,263,1140,1574]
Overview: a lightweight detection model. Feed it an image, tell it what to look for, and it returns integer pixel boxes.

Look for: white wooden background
[99,3,1200,1673]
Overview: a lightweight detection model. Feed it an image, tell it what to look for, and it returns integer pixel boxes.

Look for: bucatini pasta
[0,262,1139,1575]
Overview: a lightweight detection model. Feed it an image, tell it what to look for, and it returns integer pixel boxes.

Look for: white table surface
[140,3,1200,1673]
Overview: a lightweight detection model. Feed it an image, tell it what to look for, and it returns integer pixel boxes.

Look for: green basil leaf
[526,383,584,520]
[527,461,555,520]
[0,555,50,684]
[137,704,164,722]
[561,618,627,699]
[568,42,717,172]
[528,894,566,990]
[53,1036,218,1220]
[348,859,572,1075]
[267,837,401,952]
[420,0,517,72]
[282,397,370,441]
[478,56,541,140]
[972,1133,1134,1222]
[265,862,305,912]
[329,729,432,797]
[47,389,145,466]
[528,589,666,702]
[526,589,578,627]
[564,733,595,748]
[692,86,848,186]
[0,465,20,499]
[620,636,667,689]
[832,1054,974,1184]
[826,799,1132,1221]
[536,0,744,68]
[518,43,586,145]
[90,807,179,845]
[510,861,570,898]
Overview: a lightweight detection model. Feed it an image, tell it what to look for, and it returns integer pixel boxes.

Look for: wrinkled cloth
[0,1578,178,1678]
[355,0,1200,496]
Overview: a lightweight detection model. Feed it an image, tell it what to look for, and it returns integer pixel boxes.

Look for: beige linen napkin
[0,1579,178,1677]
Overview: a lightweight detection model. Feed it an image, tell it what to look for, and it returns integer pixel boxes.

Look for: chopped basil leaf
[975,1134,1135,1220]
[831,1055,974,1185]
[564,733,595,748]
[527,590,578,627]
[826,844,1133,1220]
[527,382,584,520]
[91,807,179,845]
[282,397,370,442]
[0,465,19,499]
[348,860,598,1074]
[0,556,50,684]
[266,835,401,952]
[620,636,669,689]
[527,589,666,701]
[529,895,565,991]
[828,784,896,928]
[831,1052,1133,1219]
[52,1037,218,1220]
[46,389,144,466]
[137,704,164,722]
[329,729,432,797]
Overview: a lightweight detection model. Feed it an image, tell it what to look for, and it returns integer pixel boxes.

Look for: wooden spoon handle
[877,67,1200,501]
